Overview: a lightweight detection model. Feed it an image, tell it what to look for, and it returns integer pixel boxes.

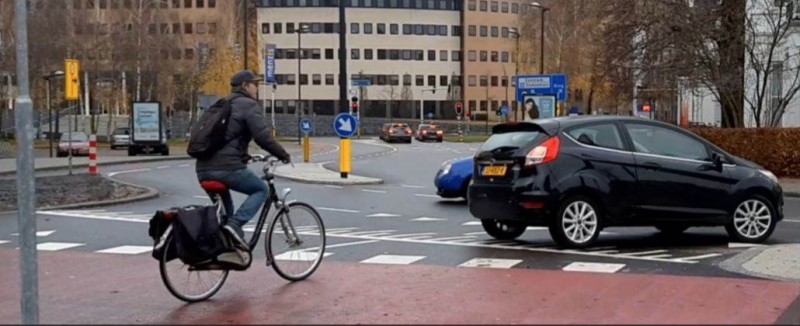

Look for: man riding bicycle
[196,70,291,250]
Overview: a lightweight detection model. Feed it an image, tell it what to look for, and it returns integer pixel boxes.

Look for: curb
[0,155,192,177]
[273,163,384,185]
[7,175,160,213]
[719,244,800,283]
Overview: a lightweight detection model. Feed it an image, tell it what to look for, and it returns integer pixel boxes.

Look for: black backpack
[172,205,228,265]
[187,97,234,159]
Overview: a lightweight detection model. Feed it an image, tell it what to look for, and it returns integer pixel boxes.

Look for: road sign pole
[340,137,350,178]
[14,0,39,322]
[303,135,310,163]
[271,84,276,137]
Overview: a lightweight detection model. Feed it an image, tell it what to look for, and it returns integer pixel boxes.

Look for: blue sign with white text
[516,74,568,103]
[333,113,359,138]
[265,44,276,84]
[300,118,313,135]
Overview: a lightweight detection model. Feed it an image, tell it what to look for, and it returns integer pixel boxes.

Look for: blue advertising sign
[333,113,359,138]
[516,74,568,103]
[265,44,276,84]
[300,117,313,135]
[351,79,371,87]
[521,95,556,121]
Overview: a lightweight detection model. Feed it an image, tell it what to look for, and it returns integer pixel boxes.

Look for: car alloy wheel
[550,196,601,248]
[726,196,776,243]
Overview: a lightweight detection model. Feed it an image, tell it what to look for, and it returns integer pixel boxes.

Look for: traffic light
[456,102,463,113]
[351,96,359,115]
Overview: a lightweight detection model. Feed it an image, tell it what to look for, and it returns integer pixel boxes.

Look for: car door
[621,122,731,219]
[563,122,639,221]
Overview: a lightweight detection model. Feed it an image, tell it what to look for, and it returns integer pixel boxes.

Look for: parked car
[435,156,473,200]
[468,116,783,248]
[56,132,90,157]
[416,124,444,142]
[110,127,130,150]
[379,123,413,143]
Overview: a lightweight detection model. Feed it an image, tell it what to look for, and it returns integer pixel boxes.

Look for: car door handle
[642,162,661,170]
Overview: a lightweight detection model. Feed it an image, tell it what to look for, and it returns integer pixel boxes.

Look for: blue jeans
[197,168,268,225]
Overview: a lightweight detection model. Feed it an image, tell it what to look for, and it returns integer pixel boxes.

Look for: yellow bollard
[340,137,351,178]
[303,135,310,163]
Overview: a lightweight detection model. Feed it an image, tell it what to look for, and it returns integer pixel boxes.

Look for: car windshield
[480,131,545,152]
[113,129,130,135]
[63,133,88,142]
[392,124,409,129]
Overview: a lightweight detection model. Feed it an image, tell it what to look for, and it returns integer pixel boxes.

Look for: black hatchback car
[468,116,783,248]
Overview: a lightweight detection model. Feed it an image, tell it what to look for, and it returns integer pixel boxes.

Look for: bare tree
[742,0,800,127]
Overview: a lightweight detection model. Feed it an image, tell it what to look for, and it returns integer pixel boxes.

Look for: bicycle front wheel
[159,234,229,303]
[266,202,326,281]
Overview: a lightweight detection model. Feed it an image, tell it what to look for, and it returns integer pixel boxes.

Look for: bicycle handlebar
[244,154,294,168]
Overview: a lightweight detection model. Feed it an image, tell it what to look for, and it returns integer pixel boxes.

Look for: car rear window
[392,124,409,128]
[480,131,545,152]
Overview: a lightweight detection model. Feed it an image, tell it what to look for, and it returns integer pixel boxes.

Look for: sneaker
[223,221,249,250]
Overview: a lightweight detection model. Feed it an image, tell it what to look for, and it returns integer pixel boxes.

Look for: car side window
[624,123,709,161]
[566,123,625,150]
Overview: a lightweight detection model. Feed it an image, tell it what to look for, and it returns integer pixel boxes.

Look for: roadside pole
[14,0,39,322]
[65,59,80,176]
[334,112,357,179]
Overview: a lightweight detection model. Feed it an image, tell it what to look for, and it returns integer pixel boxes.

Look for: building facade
[257,0,535,121]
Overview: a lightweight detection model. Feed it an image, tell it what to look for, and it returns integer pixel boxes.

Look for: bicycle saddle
[200,180,228,193]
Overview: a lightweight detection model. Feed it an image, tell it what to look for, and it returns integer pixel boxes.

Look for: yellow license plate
[482,165,507,176]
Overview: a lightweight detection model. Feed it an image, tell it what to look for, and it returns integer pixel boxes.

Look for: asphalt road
[2,136,799,280]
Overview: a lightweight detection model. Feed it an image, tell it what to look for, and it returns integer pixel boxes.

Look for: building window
[479,0,487,10]
[468,0,475,10]
[491,51,498,62]
[403,24,412,35]
[491,26,498,37]
[185,48,195,60]
[468,50,477,62]
[287,23,296,34]
[452,25,462,36]
[480,51,487,62]
[351,22,359,34]
[426,25,436,35]
[428,50,436,61]
[209,0,216,7]
[468,100,476,113]
[501,51,509,62]
[325,74,335,85]
[351,48,360,59]
[501,76,508,87]
[390,49,400,60]
[480,101,487,112]
[438,25,447,35]
[440,50,448,61]
[274,23,282,33]
[196,23,207,34]
[428,75,436,86]
[378,49,387,59]
[452,50,461,61]
[364,23,373,34]
[364,49,373,59]
[184,23,193,34]
[501,27,508,38]
[403,74,412,86]
[377,23,386,34]
[480,75,488,86]
[480,25,487,37]
[196,0,204,8]
[312,74,322,85]
[416,75,424,86]
[390,23,399,34]
[300,74,309,85]
[490,0,497,11]
[468,76,477,86]
[501,1,508,12]
[311,49,321,59]
[208,23,217,34]
[184,0,192,7]
[402,49,412,60]
[468,25,476,36]
[440,75,448,87]
[390,75,399,86]
[491,76,498,86]
[325,48,334,59]
[511,2,518,13]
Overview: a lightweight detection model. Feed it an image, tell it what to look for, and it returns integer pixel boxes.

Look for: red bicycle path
[0,249,798,324]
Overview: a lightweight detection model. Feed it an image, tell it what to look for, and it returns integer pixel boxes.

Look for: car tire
[725,195,777,243]
[110,145,116,150]
[128,147,137,156]
[481,219,526,240]
[162,147,170,156]
[549,195,602,248]
[655,225,690,235]
[437,138,443,143]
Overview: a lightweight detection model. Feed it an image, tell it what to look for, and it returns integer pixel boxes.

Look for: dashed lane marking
[317,207,360,213]
[462,221,481,226]
[674,253,722,262]
[37,242,85,251]
[411,217,446,222]
[325,185,344,189]
[36,210,148,223]
[96,245,152,255]
[36,230,55,237]
[178,164,190,168]
[401,184,426,189]
[362,189,387,194]
[728,243,767,248]
[414,194,440,198]
[459,258,523,269]
[361,254,426,265]
[562,262,626,273]
[156,166,170,169]
[366,213,401,217]
[107,168,152,177]
[0,240,8,245]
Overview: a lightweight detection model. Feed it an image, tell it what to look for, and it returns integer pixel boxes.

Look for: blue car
[434,156,474,199]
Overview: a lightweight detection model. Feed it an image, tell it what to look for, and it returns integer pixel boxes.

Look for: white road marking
[411,217,446,222]
[401,184,426,189]
[156,166,170,169]
[346,230,396,237]
[639,254,673,259]
[107,168,151,177]
[414,194,440,198]
[193,195,209,199]
[384,232,437,239]
[583,246,617,252]
[783,219,800,223]
[361,254,426,265]
[36,230,55,237]
[674,253,722,262]
[178,164,190,167]
[366,213,401,217]
[317,207,360,213]
[273,251,333,261]
[323,240,378,249]
[36,210,148,223]
[462,221,482,226]
[562,262,626,273]
[37,242,84,251]
[362,189,387,194]
[728,243,767,248]
[325,185,344,189]
[431,236,477,242]
[0,240,8,245]
[463,231,486,236]
[526,226,547,231]
[459,258,522,269]
[96,245,152,255]
[619,249,669,256]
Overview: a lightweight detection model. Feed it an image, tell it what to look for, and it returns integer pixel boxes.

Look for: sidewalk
[781,179,800,197]
[273,162,383,185]
[0,142,337,176]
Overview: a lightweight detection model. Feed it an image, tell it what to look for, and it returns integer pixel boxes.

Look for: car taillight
[525,136,560,166]
[422,130,427,135]
[390,130,395,134]
[406,129,412,135]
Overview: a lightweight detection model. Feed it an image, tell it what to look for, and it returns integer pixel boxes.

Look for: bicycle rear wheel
[159,234,229,302]
[266,202,326,281]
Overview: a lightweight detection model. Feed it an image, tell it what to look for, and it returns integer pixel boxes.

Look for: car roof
[492,116,673,135]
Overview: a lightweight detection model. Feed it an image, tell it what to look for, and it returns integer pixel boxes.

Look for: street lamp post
[508,28,520,121]
[43,71,65,158]
[531,2,549,74]
[296,24,309,146]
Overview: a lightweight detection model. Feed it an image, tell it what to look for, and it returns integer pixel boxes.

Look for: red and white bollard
[89,134,97,175]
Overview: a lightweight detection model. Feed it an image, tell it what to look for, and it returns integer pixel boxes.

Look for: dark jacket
[195,90,290,172]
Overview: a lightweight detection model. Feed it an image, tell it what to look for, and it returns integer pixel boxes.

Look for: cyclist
[196,70,291,250]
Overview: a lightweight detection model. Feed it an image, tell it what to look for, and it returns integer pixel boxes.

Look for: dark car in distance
[468,116,783,248]
[379,123,413,143]
[416,124,444,142]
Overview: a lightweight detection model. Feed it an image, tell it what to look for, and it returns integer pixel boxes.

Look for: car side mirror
[711,152,723,168]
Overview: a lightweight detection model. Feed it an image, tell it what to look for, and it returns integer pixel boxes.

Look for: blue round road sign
[333,113,358,138]
[300,117,313,134]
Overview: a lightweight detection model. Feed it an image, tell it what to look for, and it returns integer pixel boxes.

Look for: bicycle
[155,154,326,303]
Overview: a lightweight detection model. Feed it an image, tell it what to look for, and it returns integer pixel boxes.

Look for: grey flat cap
[230,70,262,86]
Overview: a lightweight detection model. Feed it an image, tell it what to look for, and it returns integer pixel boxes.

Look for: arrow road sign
[333,113,358,138]
[300,117,313,135]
